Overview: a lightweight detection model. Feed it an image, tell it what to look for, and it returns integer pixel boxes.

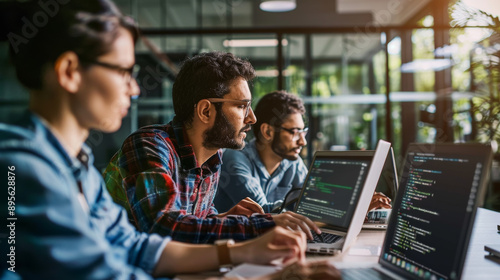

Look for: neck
[184,124,218,167]
[256,140,282,175]
[30,93,88,158]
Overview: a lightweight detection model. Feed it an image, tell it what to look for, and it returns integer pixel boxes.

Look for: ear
[195,99,214,124]
[54,51,82,94]
[260,123,274,142]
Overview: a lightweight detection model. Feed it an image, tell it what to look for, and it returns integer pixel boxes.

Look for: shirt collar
[30,112,94,179]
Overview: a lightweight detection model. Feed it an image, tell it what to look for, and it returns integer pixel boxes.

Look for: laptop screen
[294,151,374,231]
[380,143,492,280]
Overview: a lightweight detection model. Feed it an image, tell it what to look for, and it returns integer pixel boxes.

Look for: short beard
[203,109,246,150]
[271,134,299,161]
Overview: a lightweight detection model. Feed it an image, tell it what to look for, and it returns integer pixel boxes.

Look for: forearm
[153,240,249,276]
[156,213,275,243]
[153,226,311,278]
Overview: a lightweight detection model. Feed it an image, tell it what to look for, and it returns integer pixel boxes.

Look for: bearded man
[104,52,321,244]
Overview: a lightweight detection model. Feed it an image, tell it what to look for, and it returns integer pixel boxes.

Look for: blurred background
[1,0,499,210]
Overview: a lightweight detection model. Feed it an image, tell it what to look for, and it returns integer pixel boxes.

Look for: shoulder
[221,149,257,176]
[222,147,253,166]
[283,157,307,173]
[222,148,247,160]
[128,124,173,143]
[0,122,35,142]
[0,148,73,199]
[122,124,177,155]
[0,123,66,173]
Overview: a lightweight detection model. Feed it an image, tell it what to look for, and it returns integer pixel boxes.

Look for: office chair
[271,187,303,214]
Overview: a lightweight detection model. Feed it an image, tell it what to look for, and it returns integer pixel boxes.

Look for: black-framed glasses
[276,126,309,141]
[206,98,253,118]
[81,60,140,85]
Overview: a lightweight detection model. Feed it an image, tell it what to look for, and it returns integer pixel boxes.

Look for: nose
[128,79,140,98]
[297,132,307,146]
[246,106,257,124]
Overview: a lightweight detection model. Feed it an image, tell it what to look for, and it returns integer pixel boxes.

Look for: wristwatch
[214,239,235,272]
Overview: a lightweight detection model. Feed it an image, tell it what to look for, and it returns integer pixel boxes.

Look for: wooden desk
[309,207,500,279]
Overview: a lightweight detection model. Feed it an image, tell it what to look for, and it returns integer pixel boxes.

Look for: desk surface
[309,207,500,279]
[179,208,500,279]
[461,208,500,279]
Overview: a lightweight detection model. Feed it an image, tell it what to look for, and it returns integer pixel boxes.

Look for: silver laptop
[340,143,493,280]
[363,147,399,230]
[293,139,392,255]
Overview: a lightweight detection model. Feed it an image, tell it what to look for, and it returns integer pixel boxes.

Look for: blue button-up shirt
[0,112,170,279]
[215,139,308,213]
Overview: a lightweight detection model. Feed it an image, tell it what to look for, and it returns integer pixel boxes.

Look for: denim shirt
[215,139,308,213]
[0,112,170,279]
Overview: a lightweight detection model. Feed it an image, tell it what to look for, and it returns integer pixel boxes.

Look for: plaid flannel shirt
[103,117,276,244]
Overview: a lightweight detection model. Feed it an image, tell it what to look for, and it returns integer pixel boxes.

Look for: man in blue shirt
[216,91,309,213]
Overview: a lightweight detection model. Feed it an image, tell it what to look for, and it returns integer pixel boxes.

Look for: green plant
[452,1,500,142]
[452,0,500,211]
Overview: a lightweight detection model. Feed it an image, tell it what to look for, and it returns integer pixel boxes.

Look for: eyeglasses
[276,126,309,141]
[81,60,140,85]
[206,98,253,118]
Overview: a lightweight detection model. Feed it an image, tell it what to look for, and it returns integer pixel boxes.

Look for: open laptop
[363,147,399,230]
[340,143,493,280]
[293,139,392,255]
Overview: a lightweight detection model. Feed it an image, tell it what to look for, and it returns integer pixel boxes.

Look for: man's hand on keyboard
[273,211,321,240]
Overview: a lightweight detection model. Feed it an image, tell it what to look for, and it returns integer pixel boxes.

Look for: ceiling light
[400,59,453,73]
[223,39,289,48]
[260,0,296,12]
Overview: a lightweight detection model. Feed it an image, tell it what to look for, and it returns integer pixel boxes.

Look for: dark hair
[172,51,256,127]
[8,0,139,90]
[253,91,306,143]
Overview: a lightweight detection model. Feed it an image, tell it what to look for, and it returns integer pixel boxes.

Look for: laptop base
[306,247,340,255]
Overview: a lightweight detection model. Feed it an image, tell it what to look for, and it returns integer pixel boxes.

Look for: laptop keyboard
[341,268,393,280]
[308,231,342,244]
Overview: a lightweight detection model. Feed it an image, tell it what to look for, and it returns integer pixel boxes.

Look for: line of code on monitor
[384,151,483,279]
[295,156,372,228]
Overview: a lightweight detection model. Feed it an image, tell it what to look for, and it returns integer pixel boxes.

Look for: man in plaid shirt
[103,51,321,244]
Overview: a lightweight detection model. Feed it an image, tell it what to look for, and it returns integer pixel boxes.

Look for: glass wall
[3,0,498,200]
[125,24,488,162]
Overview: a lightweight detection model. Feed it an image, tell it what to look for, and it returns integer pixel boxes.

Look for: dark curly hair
[172,51,256,127]
[253,91,306,143]
[8,0,139,90]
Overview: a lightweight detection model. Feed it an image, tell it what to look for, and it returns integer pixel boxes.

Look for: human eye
[237,102,248,109]
[116,69,129,79]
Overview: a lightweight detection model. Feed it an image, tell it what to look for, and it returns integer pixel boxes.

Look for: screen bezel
[293,150,375,232]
